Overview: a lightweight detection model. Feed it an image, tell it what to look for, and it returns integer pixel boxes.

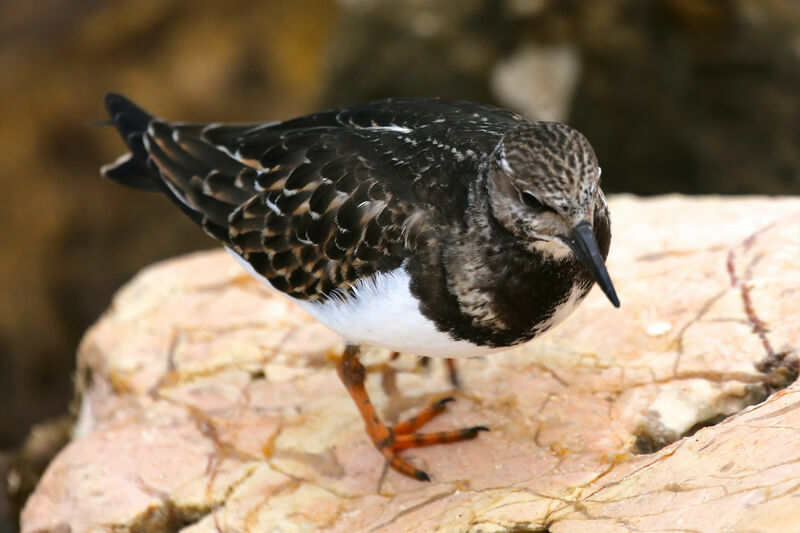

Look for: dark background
[2,0,799,529]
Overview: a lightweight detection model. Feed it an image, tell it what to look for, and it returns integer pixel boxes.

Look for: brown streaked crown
[486,122,604,249]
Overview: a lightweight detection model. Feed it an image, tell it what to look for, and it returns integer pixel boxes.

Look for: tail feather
[100,152,159,191]
[100,92,248,243]
[101,93,160,192]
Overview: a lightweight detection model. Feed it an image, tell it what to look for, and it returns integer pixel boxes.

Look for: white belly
[227,249,502,358]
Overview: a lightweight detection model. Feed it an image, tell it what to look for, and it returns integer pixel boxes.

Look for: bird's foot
[378,397,488,481]
[339,345,487,481]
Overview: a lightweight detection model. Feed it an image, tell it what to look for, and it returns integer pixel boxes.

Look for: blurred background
[1,0,799,528]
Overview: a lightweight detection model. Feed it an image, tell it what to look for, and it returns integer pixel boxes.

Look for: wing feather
[129,98,525,300]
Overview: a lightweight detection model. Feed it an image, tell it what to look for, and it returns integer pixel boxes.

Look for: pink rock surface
[21,196,800,532]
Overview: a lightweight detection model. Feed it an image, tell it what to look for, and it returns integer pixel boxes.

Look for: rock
[21,196,800,532]
[490,44,581,122]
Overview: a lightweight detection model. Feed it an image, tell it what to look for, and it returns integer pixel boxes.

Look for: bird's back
[102,95,525,302]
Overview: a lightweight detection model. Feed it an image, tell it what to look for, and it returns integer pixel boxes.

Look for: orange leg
[415,355,461,388]
[337,344,487,481]
[392,397,454,434]
[445,358,460,388]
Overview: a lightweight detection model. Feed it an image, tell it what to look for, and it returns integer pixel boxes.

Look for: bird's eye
[521,191,552,212]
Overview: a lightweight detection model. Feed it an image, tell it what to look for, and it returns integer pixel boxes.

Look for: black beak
[564,222,620,308]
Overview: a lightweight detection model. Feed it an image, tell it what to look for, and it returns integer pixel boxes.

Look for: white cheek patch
[531,239,573,261]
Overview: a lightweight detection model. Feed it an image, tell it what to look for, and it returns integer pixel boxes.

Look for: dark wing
[202,98,526,211]
[105,95,524,301]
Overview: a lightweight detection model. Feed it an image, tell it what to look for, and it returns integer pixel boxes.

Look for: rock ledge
[22,195,800,532]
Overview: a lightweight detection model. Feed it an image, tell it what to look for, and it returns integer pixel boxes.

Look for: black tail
[100,93,161,192]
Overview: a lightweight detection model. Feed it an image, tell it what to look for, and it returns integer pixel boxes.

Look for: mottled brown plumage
[105,96,528,303]
[101,94,619,482]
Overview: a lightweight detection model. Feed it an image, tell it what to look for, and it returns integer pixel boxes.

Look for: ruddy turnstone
[101,94,619,481]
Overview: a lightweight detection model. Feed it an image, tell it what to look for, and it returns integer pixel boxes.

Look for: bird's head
[487,122,620,307]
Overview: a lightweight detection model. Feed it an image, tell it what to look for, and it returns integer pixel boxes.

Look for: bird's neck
[428,174,593,346]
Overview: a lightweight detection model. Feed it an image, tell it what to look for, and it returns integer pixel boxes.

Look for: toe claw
[416,470,431,482]
[435,397,455,408]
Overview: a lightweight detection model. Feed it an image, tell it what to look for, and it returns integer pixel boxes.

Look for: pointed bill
[565,222,620,307]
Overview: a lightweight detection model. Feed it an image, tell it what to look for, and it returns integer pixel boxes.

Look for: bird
[100,93,619,482]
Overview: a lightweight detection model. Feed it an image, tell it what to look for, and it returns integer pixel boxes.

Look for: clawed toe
[339,345,488,481]
[380,399,489,480]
